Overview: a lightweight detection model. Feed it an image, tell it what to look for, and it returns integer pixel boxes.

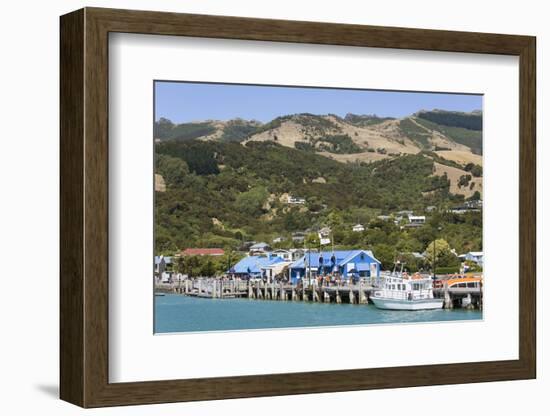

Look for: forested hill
[155,139,482,261]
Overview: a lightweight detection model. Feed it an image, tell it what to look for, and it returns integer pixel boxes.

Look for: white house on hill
[408,215,426,224]
[287,196,306,205]
[249,242,272,255]
[464,251,484,267]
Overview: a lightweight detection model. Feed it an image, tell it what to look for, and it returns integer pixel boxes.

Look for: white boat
[371,274,443,311]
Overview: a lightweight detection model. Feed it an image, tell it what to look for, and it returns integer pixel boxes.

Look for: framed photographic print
[60,7,536,408]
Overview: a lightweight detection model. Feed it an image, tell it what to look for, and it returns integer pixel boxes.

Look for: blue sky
[155,81,482,123]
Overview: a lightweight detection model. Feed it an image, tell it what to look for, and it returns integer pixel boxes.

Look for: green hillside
[155,140,482,269]
[398,118,432,149]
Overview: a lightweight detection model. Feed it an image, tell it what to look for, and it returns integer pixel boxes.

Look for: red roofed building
[181,248,225,257]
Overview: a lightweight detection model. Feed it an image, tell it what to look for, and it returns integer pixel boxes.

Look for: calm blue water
[154,294,482,333]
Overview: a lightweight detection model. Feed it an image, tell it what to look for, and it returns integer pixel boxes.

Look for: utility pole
[433,226,442,280]
[433,240,436,280]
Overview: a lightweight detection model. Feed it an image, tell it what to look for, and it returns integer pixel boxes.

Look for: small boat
[154,292,166,297]
[371,272,443,311]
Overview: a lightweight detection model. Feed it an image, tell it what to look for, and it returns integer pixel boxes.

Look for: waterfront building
[289,249,381,284]
[229,254,284,279]
[261,261,293,282]
[154,255,172,274]
[272,249,292,261]
[271,248,307,262]
[154,255,173,283]
[289,248,305,261]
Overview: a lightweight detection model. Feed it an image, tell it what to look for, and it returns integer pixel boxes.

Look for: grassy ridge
[398,118,432,149]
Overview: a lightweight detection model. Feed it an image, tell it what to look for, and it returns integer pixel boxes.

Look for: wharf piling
[155,277,482,310]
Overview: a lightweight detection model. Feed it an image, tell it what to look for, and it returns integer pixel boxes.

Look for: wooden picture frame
[60,7,536,408]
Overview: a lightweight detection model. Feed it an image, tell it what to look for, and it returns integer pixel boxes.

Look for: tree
[184,256,201,277]
[467,191,481,201]
[200,260,216,277]
[235,186,268,216]
[154,117,175,139]
[397,252,426,273]
[458,174,472,188]
[234,230,244,242]
[343,230,362,246]
[156,154,189,185]
[464,162,482,177]
[326,211,344,228]
[425,239,459,270]
[175,256,185,274]
[373,243,397,271]
[395,235,423,253]
[305,232,320,248]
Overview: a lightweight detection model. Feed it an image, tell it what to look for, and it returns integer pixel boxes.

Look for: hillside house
[287,196,306,205]
[289,249,381,284]
[352,224,365,232]
[394,216,404,224]
[408,215,426,225]
[411,252,426,260]
[464,251,484,267]
[291,231,306,243]
[249,242,272,255]
[450,201,482,214]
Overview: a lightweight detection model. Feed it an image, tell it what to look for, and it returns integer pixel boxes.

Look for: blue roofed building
[229,254,285,279]
[289,250,381,284]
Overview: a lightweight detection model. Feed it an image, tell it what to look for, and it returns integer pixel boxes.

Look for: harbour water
[154,294,482,333]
